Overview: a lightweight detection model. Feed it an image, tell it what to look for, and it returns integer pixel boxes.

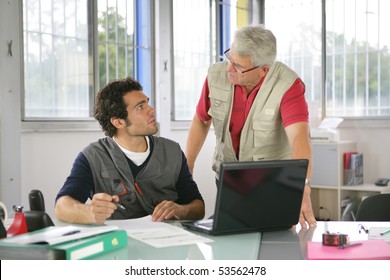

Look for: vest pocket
[252,120,282,148]
[100,169,134,199]
[208,87,231,139]
[209,88,229,116]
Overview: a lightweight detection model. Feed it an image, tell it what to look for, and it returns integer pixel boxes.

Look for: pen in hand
[114,202,126,210]
[111,196,126,210]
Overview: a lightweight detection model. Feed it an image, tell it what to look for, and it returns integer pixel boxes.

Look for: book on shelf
[0,225,128,260]
[344,152,363,185]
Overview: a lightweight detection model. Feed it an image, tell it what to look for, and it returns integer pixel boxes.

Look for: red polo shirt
[196,77,308,158]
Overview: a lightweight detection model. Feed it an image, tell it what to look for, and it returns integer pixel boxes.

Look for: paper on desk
[105,216,213,248]
[368,227,390,243]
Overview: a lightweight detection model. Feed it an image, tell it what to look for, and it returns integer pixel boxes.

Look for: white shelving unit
[311,184,390,221]
[310,141,390,220]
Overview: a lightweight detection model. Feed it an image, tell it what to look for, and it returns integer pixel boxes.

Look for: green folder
[0,229,128,260]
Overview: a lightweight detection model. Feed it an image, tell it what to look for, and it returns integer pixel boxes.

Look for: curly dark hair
[94,77,143,137]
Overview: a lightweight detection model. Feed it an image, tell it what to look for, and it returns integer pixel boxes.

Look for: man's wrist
[305,178,311,187]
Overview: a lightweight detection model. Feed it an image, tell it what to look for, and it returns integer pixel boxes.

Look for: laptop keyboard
[196,219,214,228]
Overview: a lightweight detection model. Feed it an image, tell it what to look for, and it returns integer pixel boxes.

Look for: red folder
[343,152,357,169]
[307,240,390,260]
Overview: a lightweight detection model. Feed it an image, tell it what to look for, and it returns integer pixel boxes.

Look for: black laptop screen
[213,160,308,233]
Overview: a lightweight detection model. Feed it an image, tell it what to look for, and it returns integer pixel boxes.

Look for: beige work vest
[207,61,299,175]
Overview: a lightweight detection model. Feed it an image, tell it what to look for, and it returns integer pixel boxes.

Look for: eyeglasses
[223,48,260,74]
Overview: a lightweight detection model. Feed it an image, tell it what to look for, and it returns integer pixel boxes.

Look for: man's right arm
[54,152,118,224]
[55,193,119,224]
[185,114,212,174]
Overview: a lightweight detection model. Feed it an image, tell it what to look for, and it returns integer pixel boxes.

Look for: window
[23,0,91,119]
[97,0,135,88]
[172,0,250,121]
[266,0,390,119]
[22,0,152,120]
[172,0,216,121]
[97,0,153,101]
[326,0,390,117]
[265,0,323,124]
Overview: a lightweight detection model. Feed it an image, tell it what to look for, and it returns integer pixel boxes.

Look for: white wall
[0,0,22,211]
[21,131,103,216]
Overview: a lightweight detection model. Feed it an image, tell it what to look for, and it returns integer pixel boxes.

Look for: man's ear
[110,117,125,128]
[260,66,270,76]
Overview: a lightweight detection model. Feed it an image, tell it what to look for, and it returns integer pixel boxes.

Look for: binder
[0,229,128,260]
[307,239,390,260]
[1,224,119,245]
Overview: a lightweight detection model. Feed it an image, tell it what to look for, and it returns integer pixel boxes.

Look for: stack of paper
[106,215,213,248]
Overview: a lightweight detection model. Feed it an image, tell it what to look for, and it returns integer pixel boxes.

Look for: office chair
[355,193,390,221]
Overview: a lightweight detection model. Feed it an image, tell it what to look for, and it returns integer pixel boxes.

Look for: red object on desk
[7,212,28,236]
[307,239,390,260]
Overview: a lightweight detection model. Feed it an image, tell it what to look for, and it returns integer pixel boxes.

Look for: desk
[93,221,390,260]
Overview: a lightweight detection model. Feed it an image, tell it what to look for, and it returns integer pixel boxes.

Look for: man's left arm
[285,122,317,228]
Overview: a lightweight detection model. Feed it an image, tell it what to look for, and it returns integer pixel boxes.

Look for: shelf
[310,141,390,221]
[339,184,390,192]
[311,185,338,190]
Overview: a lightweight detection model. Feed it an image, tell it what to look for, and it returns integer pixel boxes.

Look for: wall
[0,0,22,211]
[21,131,104,216]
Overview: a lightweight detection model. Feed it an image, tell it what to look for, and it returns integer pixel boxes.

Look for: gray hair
[230,25,277,67]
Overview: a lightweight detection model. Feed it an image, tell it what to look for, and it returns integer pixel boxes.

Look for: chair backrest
[355,193,390,221]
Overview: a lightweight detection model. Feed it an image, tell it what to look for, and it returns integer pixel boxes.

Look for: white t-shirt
[112,136,150,166]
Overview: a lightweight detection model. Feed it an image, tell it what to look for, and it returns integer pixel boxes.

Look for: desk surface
[93,221,390,260]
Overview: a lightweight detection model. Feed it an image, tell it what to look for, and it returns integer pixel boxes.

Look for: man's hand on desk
[151,200,182,222]
[151,199,205,222]
[299,185,317,228]
[290,224,316,257]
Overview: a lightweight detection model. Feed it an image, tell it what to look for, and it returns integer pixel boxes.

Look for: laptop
[181,159,308,235]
